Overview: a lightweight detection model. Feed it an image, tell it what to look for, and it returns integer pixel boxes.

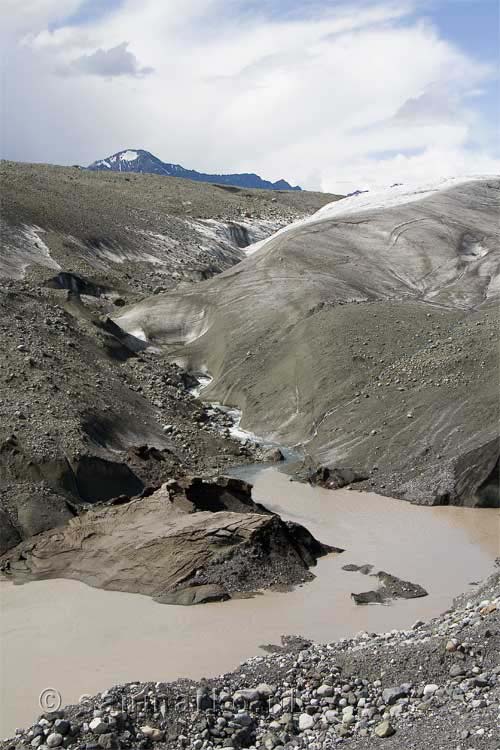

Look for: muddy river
[1,467,498,736]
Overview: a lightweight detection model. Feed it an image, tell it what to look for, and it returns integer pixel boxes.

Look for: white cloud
[1,0,498,190]
[1,0,81,33]
[59,41,154,77]
[320,147,500,193]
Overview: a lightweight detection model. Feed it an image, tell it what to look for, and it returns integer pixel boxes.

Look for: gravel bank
[3,566,498,750]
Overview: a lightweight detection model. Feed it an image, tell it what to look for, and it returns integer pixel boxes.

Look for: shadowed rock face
[0,478,337,604]
[45,272,110,298]
[113,179,500,506]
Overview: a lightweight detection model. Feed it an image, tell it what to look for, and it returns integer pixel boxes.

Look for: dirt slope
[112,178,500,506]
[0,160,340,297]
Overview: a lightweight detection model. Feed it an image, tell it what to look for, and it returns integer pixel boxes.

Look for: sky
[1,0,498,192]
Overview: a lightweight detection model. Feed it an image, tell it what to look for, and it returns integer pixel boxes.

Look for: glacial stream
[1,467,498,736]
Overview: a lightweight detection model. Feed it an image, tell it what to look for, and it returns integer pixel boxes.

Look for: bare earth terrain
[0,165,498,749]
[113,179,500,507]
[0,161,340,556]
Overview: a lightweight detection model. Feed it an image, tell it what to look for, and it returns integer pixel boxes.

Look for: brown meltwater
[1,467,498,736]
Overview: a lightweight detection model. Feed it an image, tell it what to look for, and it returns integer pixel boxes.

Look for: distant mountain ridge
[87,149,302,191]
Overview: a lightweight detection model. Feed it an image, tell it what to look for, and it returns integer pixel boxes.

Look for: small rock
[53,720,70,736]
[449,664,467,678]
[89,719,108,735]
[480,603,497,615]
[382,686,408,705]
[46,734,63,748]
[374,720,396,738]
[389,704,403,718]
[233,689,260,703]
[233,711,253,727]
[298,714,314,731]
[423,684,439,696]
[98,735,118,750]
[317,685,334,697]
[256,683,275,698]
[342,706,355,726]
[140,726,165,742]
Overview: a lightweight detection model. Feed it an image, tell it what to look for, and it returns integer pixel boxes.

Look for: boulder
[307,465,368,490]
[1,480,335,604]
[262,448,285,463]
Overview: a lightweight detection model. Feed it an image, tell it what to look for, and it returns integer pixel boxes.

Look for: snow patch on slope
[313,176,497,222]
[188,218,285,258]
[246,175,498,259]
[0,223,61,280]
[119,150,139,162]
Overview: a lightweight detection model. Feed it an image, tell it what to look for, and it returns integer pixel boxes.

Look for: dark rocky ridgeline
[3,569,498,750]
[87,149,303,192]
[0,476,336,604]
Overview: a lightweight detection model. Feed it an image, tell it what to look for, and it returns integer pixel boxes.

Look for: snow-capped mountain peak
[87,149,301,191]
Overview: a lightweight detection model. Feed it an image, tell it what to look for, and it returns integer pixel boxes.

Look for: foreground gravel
[3,566,498,750]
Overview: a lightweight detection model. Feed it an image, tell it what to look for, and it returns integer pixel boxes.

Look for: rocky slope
[0,280,265,556]
[112,178,500,507]
[0,476,335,604]
[0,161,337,297]
[0,162,340,556]
[3,565,498,749]
[88,150,301,191]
